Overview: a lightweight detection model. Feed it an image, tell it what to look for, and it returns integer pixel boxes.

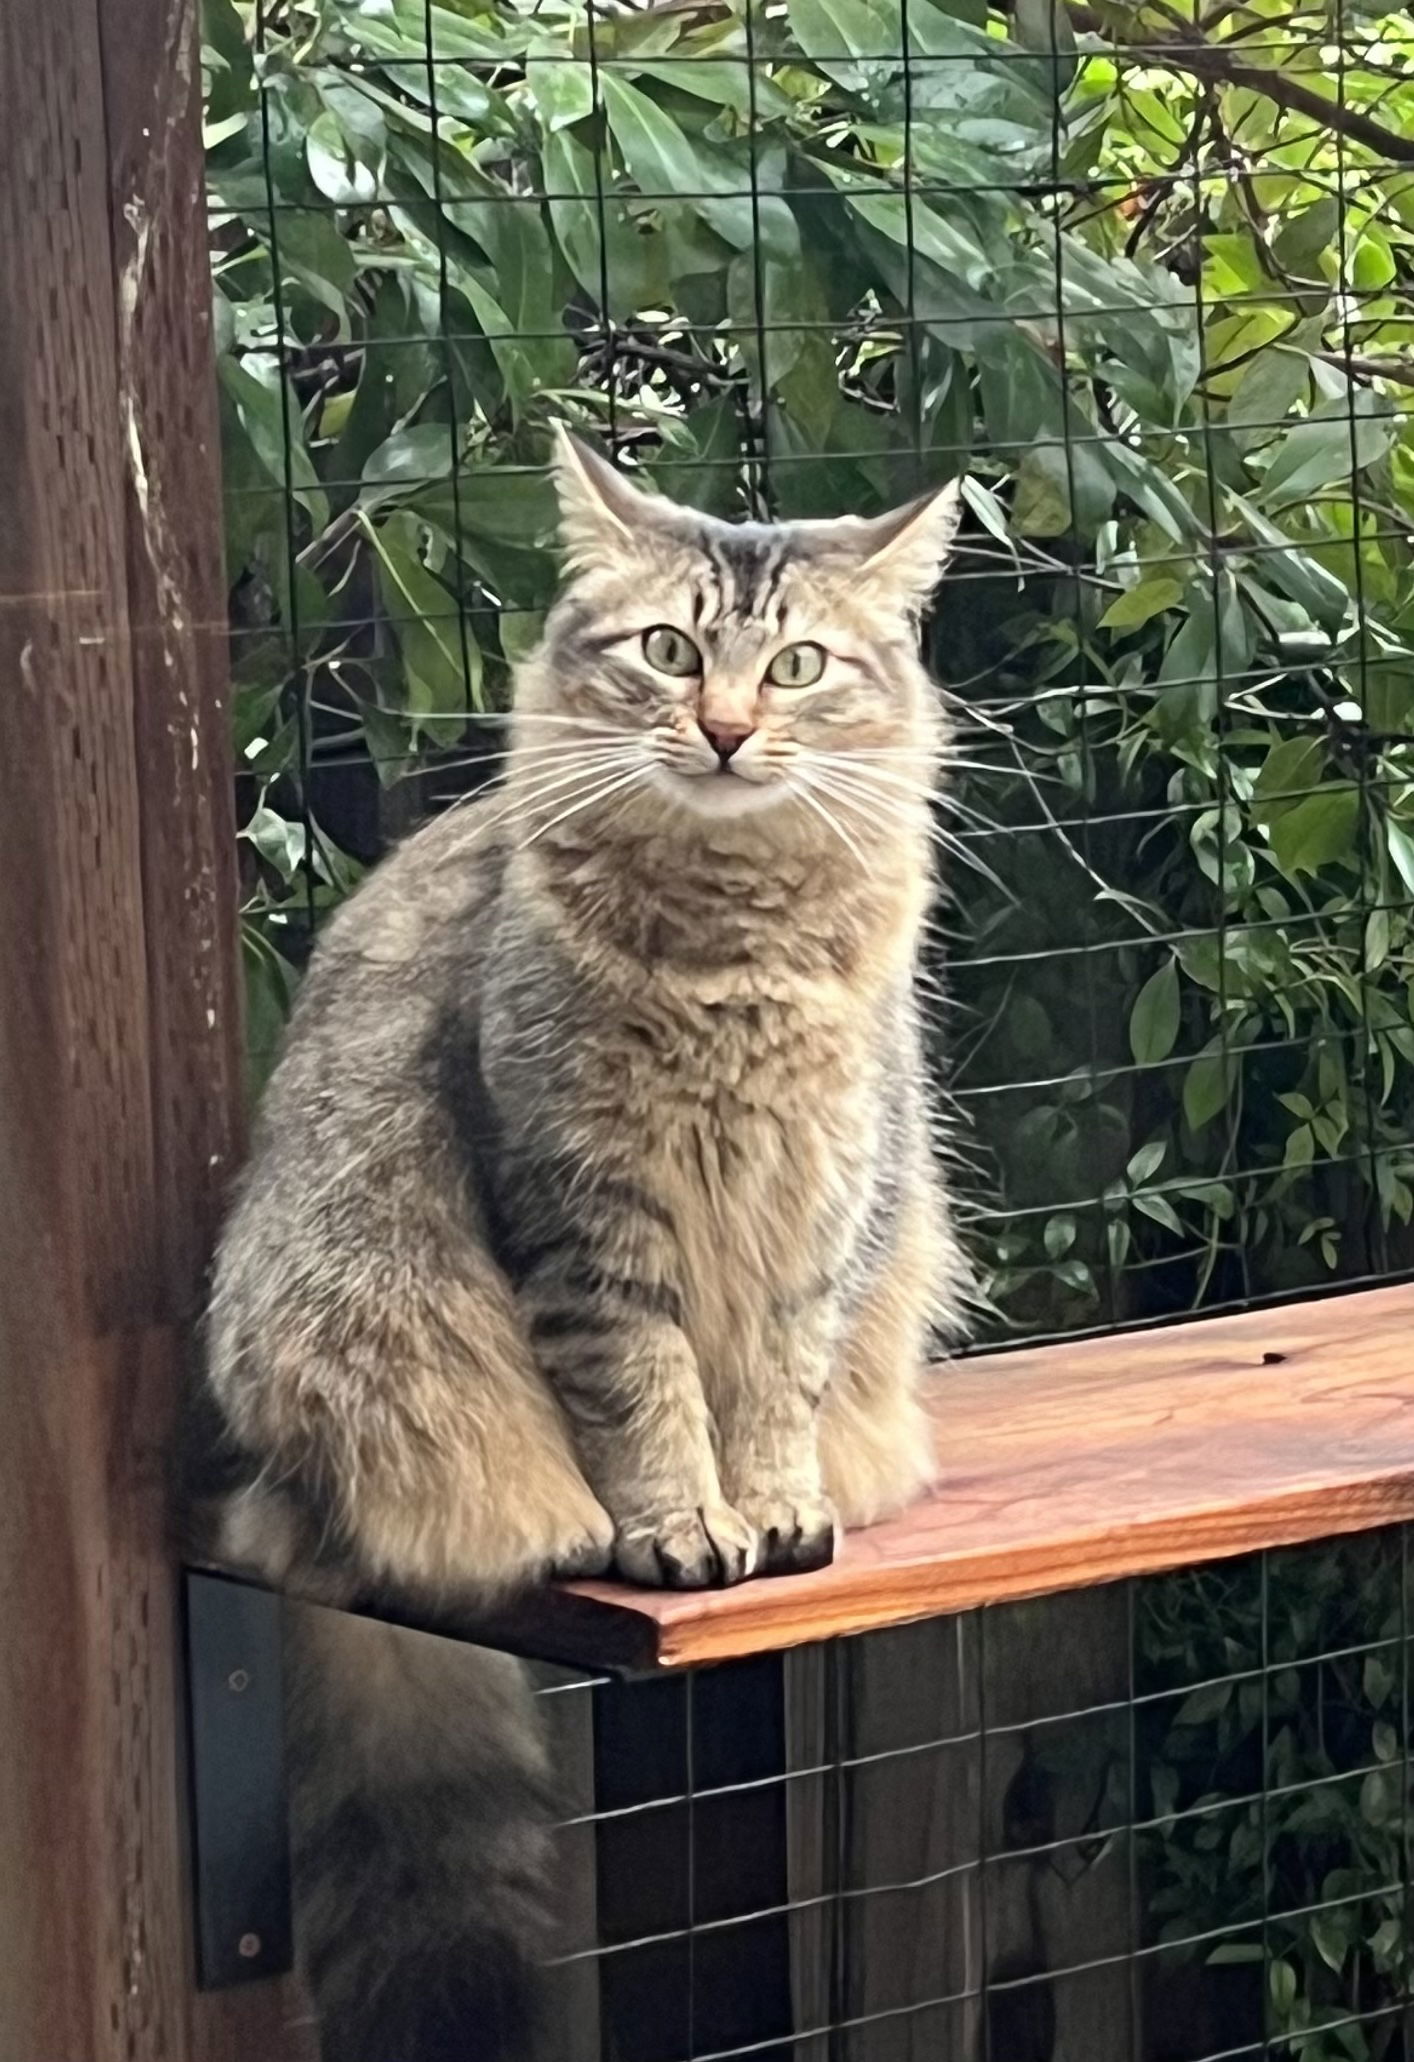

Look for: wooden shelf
[480,1283,1414,1672]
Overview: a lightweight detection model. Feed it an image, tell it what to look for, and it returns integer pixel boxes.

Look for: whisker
[788,776,873,870]
[809,768,1013,898]
[808,757,1001,840]
[443,748,643,840]
[518,764,653,850]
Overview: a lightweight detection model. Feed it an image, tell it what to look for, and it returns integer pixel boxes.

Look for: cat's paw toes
[732,1493,837,1577]
[613,1503,759,1589]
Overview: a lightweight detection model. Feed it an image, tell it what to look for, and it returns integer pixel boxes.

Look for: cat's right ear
[552,425,676,571]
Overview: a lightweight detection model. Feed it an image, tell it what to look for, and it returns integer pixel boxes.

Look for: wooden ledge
[488,1283,1414,1672]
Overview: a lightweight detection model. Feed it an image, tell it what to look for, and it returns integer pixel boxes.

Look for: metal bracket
[183,1570,294,1988]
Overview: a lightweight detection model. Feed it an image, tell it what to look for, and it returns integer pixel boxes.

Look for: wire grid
[215,0,1414,1348]
[207,6,1414,2048]
[526,1527,1413,2062]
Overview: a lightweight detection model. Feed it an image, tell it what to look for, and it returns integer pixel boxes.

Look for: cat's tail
[286,1599,555,2062]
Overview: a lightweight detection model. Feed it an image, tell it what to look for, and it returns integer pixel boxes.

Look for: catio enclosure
[11,2,1414,2062]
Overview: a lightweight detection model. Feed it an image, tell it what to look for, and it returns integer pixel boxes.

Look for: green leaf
[527,50,594,132]
[1176,1679,1232,1726]
[1133,1190,1183,1235]
[1262,395,1394,507]
[1012,443,1071,537]
[1253,735,1323,820]
[1267,1958,1298,2018]
[1208,1943,1264,1967]
[1283,1122,1315,1170]
[1129,960,1180,1066]
[271,210,356,325]
[1366,905,1391,972]
[218,357,328,530]
[601,73,795,261]
[1098,576,1182,632]
[366,510,481,716]
[1043,1212,1076,1258]
[1272,195,1339,271]
[362,423,456,495]
[1268,786,1359,877]
[1053,1256,1095,1294]
[1127,1139,1166,1184]
[1227,347,1309,445]
[1183,1041,1233,1132]
[1386,817,1414,897]
[306,109,376,204]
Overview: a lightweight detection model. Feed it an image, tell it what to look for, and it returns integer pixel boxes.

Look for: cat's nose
[699,720,754,765]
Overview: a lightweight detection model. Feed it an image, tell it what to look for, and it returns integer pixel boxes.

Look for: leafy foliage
[207,0,1414,1332]
[206,1,1414,2042]
[1137,1534,1411,2061]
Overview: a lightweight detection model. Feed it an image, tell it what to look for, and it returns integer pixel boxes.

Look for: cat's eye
[765,641,826,689]
[642,625,702,677]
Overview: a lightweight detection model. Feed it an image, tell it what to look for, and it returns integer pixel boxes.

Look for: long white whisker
[806,755,1000,838]
[788,775,873,869]
[426,738,645,779]
[518,765,653,850]
[808,768,1013,897]
[504,752,644,814]
[446,748,643,838]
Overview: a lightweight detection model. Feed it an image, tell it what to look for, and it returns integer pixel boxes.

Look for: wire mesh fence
[207,0,1414,1350]
[526,1526,1412,2062]
[199,3,1414,2052]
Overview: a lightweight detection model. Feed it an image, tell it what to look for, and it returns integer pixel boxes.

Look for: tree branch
[1316,350,1414,391]
[1065,5,1414,164]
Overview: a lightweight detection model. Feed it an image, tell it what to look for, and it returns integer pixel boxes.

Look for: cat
[199,428,970,2061]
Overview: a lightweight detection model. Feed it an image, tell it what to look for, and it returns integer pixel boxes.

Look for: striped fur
[202,435,970,2058]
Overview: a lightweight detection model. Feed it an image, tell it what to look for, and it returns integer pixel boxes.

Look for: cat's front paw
[546,1492,617,1580]
[731,1492,837,1577]
[613,1503,759,1589]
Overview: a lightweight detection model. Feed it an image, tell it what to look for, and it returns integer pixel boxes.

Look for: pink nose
[700,721,753,764]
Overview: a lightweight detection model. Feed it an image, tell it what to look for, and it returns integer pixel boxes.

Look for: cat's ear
[851,478,965,609]
[552,425,679,570]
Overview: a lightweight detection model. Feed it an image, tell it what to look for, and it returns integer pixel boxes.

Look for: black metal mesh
[209,0,1414,1351]
[530,1528,1413,2061]
[203,2,1414,2051]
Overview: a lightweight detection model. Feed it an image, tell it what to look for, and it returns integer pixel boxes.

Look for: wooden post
[0,1,310,2054]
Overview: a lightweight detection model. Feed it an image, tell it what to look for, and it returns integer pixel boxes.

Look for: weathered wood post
[0,2,310,2053]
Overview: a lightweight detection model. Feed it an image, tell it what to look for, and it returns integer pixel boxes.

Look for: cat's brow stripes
[686,532,795,655]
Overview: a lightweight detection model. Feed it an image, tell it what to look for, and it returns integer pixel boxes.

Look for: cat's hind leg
[210,1252,613,1601]
[819,1196,960,1530]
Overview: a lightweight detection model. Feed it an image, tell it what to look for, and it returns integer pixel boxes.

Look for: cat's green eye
[766,641,826,689]
[642,625,702,677]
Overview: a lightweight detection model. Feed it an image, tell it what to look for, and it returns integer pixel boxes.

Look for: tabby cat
[202,430,969,2061]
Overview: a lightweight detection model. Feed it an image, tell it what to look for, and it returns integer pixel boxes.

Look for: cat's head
[512,428,962,844]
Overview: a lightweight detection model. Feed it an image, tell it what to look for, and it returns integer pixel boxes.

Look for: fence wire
[528,1527,1413,2061]
[207,1,1414,2054]
[213,0,1414,1351]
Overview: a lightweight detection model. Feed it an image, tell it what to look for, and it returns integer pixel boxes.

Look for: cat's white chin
[652,765,786,818]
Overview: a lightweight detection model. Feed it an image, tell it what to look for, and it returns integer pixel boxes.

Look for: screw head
[227,1668,251,1694]
[237,1932,262,1960]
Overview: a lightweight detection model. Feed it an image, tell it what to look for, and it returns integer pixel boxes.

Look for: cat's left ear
[852,478,965,609]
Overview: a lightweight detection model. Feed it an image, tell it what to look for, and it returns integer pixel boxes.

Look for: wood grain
[0,2,306,2056]
[489,1285,1414,1672]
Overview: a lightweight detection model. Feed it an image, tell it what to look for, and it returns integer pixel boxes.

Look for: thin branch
[1066,4,1414,165]
[1316,351,1414,392]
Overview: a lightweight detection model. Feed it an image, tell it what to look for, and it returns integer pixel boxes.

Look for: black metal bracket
[183,1570,294,1988]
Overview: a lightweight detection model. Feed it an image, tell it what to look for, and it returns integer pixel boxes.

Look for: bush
[205,11,1414,2042]
[206,0,1414,1339]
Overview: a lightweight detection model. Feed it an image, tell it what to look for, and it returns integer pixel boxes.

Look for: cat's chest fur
[533,970,879,1376]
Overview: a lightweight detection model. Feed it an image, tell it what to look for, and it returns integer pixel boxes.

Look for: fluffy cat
[201,430,969,2060]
